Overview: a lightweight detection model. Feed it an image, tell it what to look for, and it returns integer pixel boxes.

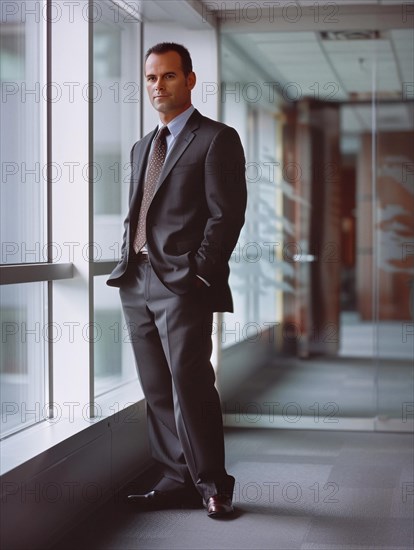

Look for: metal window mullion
[88,1,95,417]
[46,0,54,418]
[0,263,74,285]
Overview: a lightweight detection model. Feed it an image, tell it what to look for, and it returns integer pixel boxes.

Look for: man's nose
[155,79,164,90]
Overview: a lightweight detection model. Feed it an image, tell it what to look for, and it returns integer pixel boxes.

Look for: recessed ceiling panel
[221,20,411,101]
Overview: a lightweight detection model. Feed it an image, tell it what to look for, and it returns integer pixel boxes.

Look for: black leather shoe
[205,494,234,518]
[127,488,202,509]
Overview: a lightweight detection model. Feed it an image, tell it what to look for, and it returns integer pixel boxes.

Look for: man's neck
[159,103,192,125]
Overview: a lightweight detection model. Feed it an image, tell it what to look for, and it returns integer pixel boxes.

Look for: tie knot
[158,126,170,140]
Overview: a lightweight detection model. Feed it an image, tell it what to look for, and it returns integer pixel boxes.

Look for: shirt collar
[158,105,195,139]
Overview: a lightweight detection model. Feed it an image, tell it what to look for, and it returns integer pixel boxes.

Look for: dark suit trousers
[119,256,234,500]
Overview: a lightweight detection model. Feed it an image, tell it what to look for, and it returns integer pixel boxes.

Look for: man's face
[145,51,196,123]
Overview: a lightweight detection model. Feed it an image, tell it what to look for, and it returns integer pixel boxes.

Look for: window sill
[0,380,144,477]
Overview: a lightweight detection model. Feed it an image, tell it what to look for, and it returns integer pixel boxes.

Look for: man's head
[144,43,196,124]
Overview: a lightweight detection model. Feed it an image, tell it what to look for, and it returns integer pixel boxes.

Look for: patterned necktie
[133,125,170,254]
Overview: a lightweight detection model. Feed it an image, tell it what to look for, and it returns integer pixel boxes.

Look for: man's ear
[187,71,196,90]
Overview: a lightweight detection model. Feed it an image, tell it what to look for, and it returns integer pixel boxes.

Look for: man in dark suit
[107,42,247,518]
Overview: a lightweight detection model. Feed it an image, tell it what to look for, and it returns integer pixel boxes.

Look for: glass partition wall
[219,26,413,431]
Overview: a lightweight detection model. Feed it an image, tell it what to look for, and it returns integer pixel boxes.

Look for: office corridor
[2,3,413,550]
[52,427,413,550]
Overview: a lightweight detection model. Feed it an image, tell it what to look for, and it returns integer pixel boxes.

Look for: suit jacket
[106,109,247,312]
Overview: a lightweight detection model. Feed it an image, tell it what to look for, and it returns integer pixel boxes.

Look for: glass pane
[218,27,414,429]
[0,282,47,438]
[93,1,141,261]
[93,275,142,399]
[0,1,46,264]
[375,28,414,424]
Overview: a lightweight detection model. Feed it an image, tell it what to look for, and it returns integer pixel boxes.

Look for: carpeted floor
[51,428,414,550]
[220,356,414,420]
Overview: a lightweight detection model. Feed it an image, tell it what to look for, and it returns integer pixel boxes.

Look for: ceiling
[202,0,401,6]
[213,2,413,135]
[137,1,413,134]
[221,29,413,100]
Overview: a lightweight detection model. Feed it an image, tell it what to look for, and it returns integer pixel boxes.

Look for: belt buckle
[137,252,149,263]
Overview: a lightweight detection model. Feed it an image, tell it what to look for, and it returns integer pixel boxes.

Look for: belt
[131,251,150,264]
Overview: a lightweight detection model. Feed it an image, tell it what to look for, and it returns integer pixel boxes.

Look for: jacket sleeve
[194,126,247,282]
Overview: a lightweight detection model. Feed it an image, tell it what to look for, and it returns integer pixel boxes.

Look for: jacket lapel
[154,109,202,194]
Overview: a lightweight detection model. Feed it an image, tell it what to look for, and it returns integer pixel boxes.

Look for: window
[92,0,141,396]
[93,275,137,396]
[1,1,48,438]
[93,0,140,262]
[1,1,47,265]
[0,0,142,442]
[0,283,47,437]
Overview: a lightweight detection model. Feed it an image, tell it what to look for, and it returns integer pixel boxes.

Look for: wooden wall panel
[356,131,414,320]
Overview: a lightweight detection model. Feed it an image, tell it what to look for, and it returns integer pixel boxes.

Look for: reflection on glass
[94,276,141,398]
[0,2,46,264]
[375,96,414,420]
[0,283,46,438]
[223,106,283,350]
[93,1,140,261]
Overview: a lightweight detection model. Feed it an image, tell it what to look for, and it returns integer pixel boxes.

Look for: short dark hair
[145,43,193,77]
